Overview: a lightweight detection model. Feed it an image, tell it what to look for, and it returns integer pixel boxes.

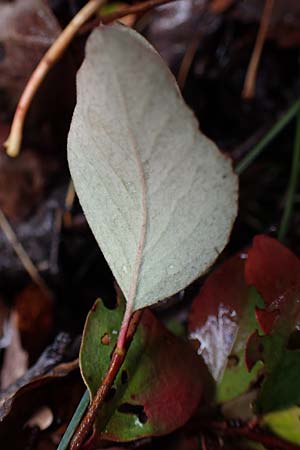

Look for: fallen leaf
[80,298,204,441]
[145,0,221,70]
[68,24,238,313]
[0,332,82,448]
[14,283,53,363]
[0,0,60,115]
[0,182,65,280]
[0,148,56,222]
[0,332,79,422]
[0,311,28,390]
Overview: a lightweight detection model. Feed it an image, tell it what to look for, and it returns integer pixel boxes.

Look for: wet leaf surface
[188,252,263,402]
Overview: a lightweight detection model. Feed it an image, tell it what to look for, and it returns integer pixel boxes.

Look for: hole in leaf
[117,403,148,423]
[228,355,239,368]
[102,286,118,310]
[104,387,116,402]
[102,295,118,310]
[121,369,128,384]
[258,343,264,353]
[287,330,300,350]
[101,332,110,345]
[138,410,148,424]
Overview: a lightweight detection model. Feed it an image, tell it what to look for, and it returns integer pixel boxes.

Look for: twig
[236,100,300,175]
[4,0,106,158]
[209,0,235,14]
[278,109,300,241]
[205,420,300,450]
[242,0,274,99]
[0,209,52,299]
[177,31,202,90]
[64,180,76,228]
[69,309,143,450]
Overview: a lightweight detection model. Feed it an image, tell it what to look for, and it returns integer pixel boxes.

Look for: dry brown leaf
[0,0,60,115]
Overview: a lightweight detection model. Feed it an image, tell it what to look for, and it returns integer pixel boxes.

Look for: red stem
[204,420,300,450]
[70,309,143,450]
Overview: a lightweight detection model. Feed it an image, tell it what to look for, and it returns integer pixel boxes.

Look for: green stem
[236,100,300,175]
[278,110,300,242]
[57,389,89,450]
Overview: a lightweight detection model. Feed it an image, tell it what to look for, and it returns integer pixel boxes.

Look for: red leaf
[129,310,204,435]
[81,299,204,442]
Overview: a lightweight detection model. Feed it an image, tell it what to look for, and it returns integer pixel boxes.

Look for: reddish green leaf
[80,298,203,442]
[188,252,263,402]
[245,235,300,334]
[245,236,300,413]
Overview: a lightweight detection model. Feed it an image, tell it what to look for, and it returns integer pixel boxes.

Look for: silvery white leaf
[68,24,238,311]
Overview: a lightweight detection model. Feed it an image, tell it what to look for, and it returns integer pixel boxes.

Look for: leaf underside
[68,24,238,311]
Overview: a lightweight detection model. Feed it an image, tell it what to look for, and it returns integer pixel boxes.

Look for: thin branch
[64,180,76,228]
[0,208,52,299]
[242,0,274,100]
[206,420,300,450]
[209,0,235,14]
[177,31,202,91]
[4,0,106,158]
[278,109,300,241]
[69,309,143,450]
[4,0,179,158]
[236,100,300,175]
